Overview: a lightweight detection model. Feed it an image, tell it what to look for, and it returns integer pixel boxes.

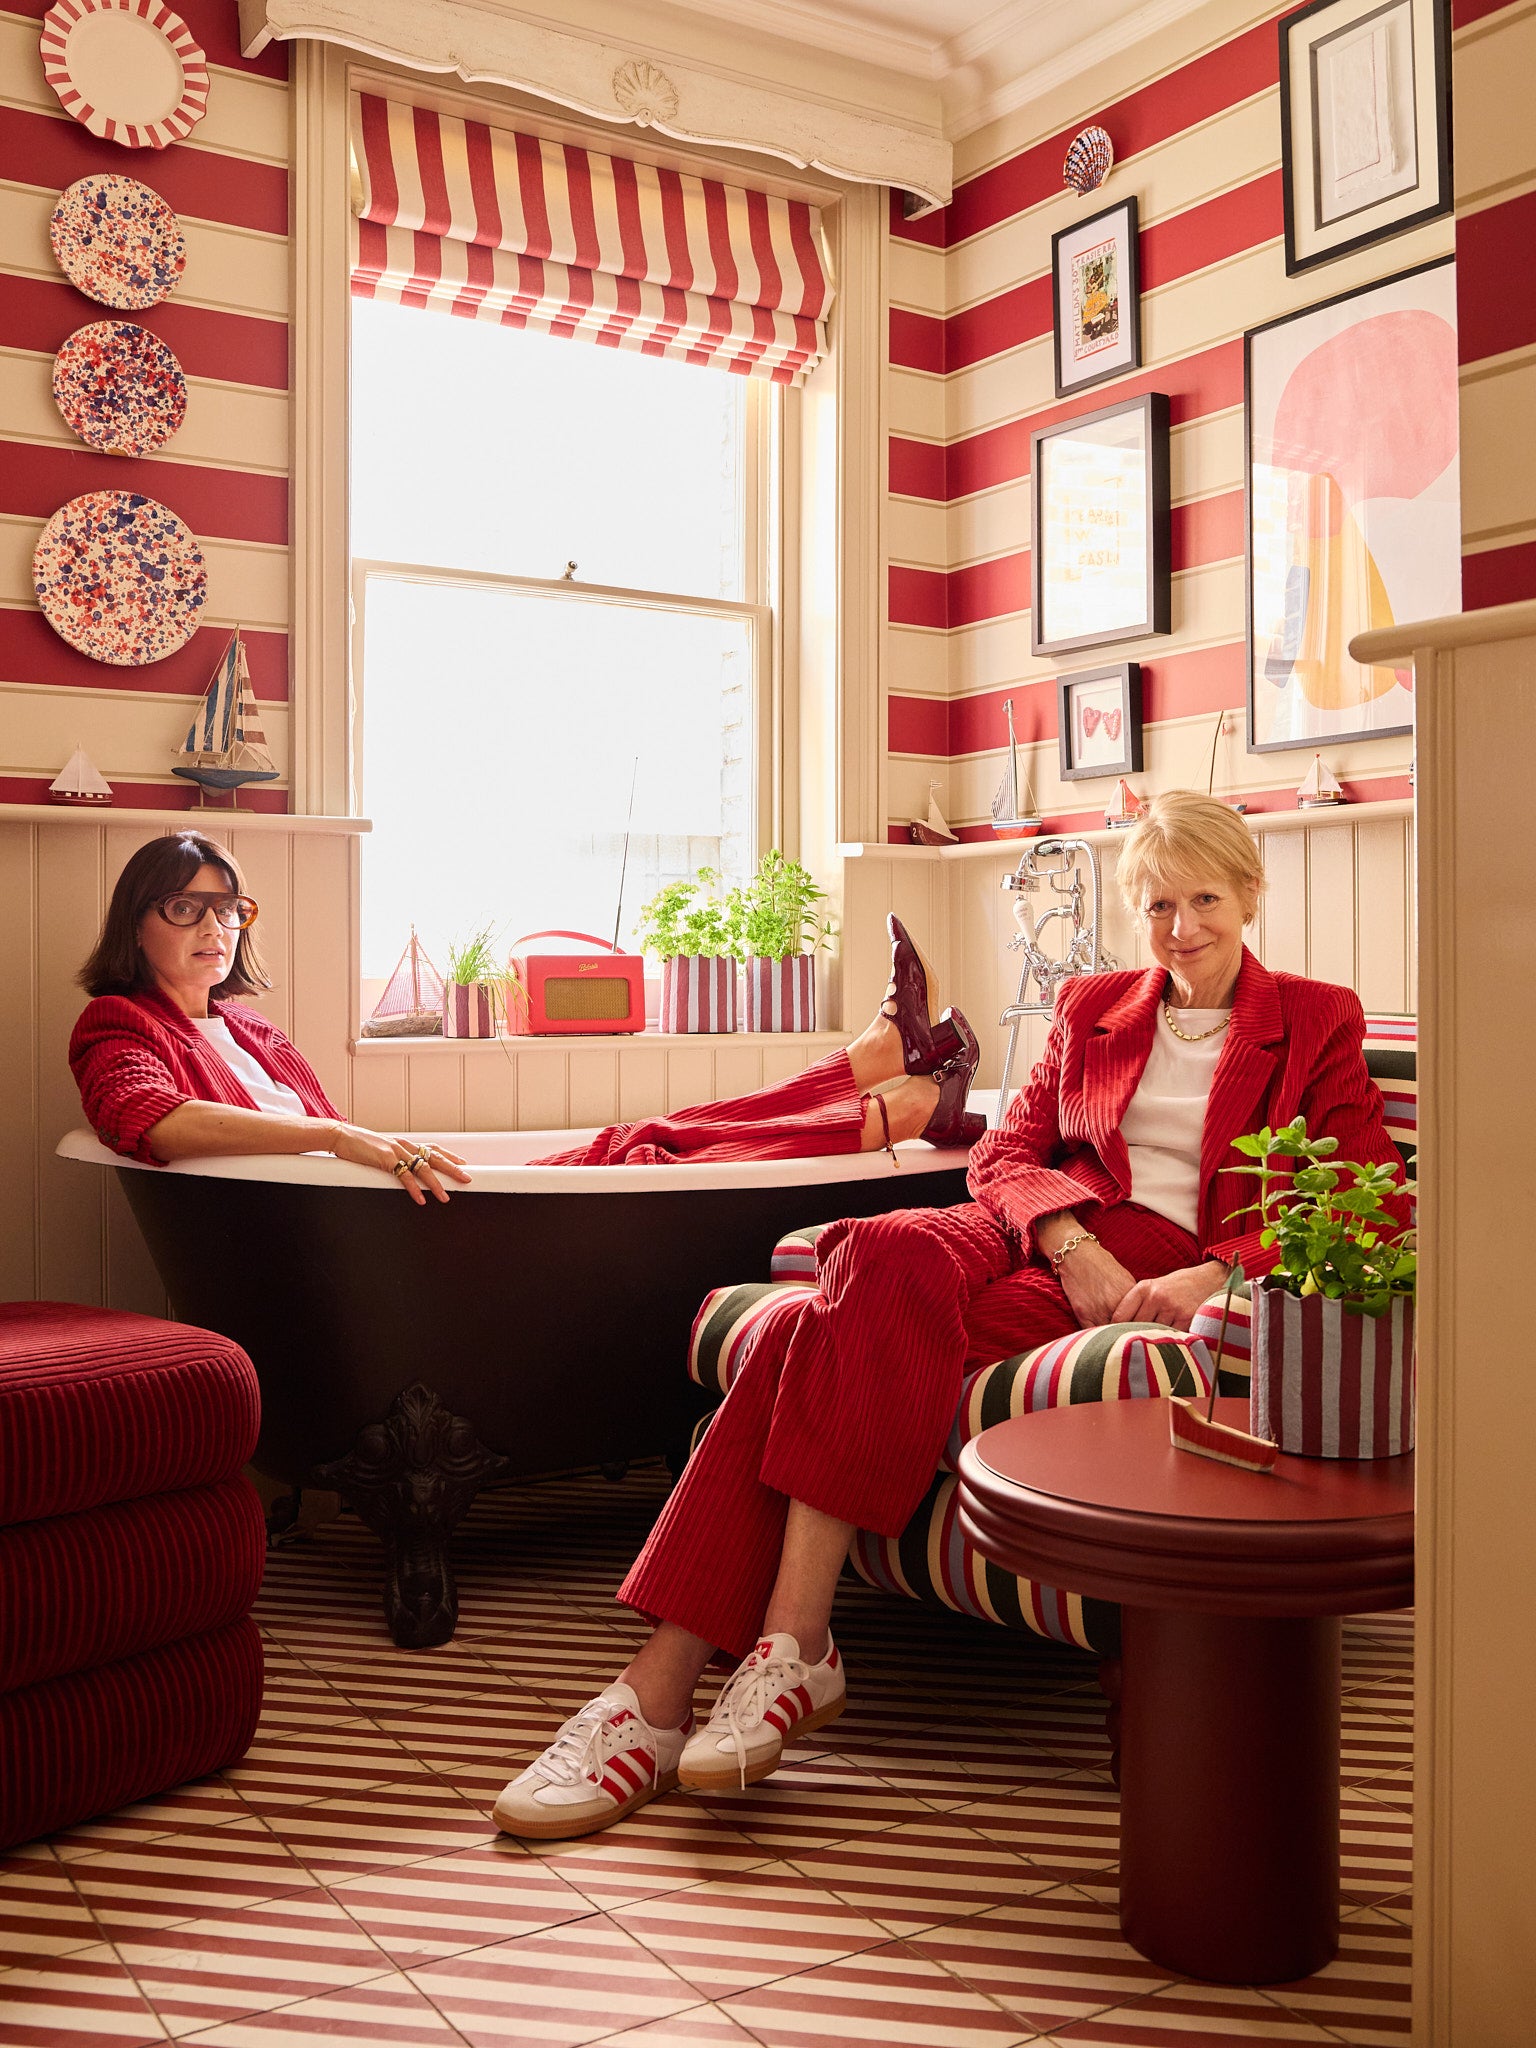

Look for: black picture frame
[1279,0,1452,276]
[1243,255,1456,754]
[1031,391,1170,658]
[1057,663,1143,781]
[1051,195,1142,398]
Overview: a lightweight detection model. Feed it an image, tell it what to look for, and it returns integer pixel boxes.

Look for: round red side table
[956,1399,1413,1985]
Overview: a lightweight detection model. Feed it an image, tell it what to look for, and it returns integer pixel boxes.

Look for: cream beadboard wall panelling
[883,0,1455,844]
[0,0,292,811]
[0,812,361,1312]
[1452,0,1536,608]
[834,800,1416,1094]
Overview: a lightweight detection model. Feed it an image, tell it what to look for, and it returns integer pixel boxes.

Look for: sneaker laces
[535,1697,623,1789]
[708,1648,805,1788]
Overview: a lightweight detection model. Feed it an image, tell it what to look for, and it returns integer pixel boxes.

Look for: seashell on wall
[612,58,679,127]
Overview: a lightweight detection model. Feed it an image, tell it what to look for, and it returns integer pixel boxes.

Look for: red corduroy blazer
[966,947,1406,1276]
[69,988,341,1165]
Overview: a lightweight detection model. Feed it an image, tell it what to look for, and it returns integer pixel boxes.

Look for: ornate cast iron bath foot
[315,1384,511,1649]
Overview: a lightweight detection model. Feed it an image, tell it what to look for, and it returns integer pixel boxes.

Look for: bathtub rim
[56,1126,978,1195]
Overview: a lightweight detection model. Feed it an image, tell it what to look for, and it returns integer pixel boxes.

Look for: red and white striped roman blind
[349,94,834,385]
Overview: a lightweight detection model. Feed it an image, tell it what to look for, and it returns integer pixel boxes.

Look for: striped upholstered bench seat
[685,1012,1415,1656]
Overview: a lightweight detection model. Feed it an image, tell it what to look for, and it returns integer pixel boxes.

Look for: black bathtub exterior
[114,1156,971,1645]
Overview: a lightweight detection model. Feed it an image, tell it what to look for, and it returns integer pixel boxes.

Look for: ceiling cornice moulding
[238,0,952,210]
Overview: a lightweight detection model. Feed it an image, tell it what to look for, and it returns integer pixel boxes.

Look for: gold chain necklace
[1163,1000,1230,1043]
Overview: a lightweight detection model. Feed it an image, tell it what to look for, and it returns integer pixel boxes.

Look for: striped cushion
[1188,1282,1254,1396]
[1362,1013,1417,1170]
[940,1324,1210,1474]
[849,1474,1119,1656]
[689,1282,813,1397]
[771,1227,825,1281]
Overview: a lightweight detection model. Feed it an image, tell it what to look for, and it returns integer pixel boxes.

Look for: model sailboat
[48,744,112,805]
[363,927,446,1038]
[990,699,1042,840]
[172,631,279,804]
[1296,754,1346,808]
[1105,778,1145,830]
[910,783,958,846]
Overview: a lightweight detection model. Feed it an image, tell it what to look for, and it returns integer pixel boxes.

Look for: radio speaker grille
[543,976,634,1020]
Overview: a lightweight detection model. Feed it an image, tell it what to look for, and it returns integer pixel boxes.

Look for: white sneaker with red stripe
[492,1684,690,1839]
[677,1632,846,1791]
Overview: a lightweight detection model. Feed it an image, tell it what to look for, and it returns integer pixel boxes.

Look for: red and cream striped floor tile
[3,1466,1411,2046]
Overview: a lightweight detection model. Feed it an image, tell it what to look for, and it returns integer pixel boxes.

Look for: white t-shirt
[193,1015,307,1119]
[1118,1005,1232,1233]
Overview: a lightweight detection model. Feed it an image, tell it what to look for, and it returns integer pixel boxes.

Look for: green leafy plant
[728,849,835,962]
[444,925,504,986]
[633,869,740,961]
[1228,1118,1416,1318]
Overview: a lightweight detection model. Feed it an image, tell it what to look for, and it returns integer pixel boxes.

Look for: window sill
[352,1029,848,1055]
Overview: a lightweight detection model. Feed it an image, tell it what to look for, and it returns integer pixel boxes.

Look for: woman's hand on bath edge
[1111,1261,1230,1331]
[326,1124,471,1204]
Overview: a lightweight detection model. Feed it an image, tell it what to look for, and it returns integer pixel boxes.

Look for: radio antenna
[611,756,640,953]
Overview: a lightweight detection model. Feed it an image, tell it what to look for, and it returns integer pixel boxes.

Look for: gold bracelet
[1049,1230,1099,1270]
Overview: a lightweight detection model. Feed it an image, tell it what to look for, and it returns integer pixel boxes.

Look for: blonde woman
[496,790,1408,1841]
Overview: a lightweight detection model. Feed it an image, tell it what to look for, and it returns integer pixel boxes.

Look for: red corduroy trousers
[534,1049,867,1166]
[618,1199,1200,1660]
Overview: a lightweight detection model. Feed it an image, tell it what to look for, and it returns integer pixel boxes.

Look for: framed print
[1031,391,1170,658]
[1052,196,1141,397]
[1058,663,1143,781]
[1280,0,1451,275]
[1246,258,1458,753]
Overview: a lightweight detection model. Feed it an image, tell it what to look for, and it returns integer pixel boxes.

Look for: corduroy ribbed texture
[0,1619,263,1852]
[534,1048,864,1165]
[0,1304,260,1525]
[0,1479,265,1694]
[620,1199,1198,1662]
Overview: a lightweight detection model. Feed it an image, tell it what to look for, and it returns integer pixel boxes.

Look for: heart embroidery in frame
[1104,709,1122,741]
[1081,705,1102,737]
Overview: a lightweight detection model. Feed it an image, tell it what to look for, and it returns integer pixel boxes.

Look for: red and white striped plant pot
[660,956,738,1033]
[743,955,816,1032]
[1249,1277,1415,1458]
[442,981,500,1038]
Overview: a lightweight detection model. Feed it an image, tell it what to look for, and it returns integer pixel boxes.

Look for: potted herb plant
[442,924,506,1039]
[1230,1118,1417,1457]
[633,869,740,1033]
[731,849,835,1033]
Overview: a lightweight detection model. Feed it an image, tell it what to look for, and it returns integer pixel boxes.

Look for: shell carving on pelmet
[612,58,679,127]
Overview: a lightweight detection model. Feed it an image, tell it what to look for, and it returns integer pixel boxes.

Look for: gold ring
[413,1145,432,1168]
[391,1159,411,1177]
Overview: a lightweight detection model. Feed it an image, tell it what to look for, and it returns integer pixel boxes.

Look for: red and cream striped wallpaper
[1452,0,1536,611]
[882,0,1456,843]
[0,0,291,812]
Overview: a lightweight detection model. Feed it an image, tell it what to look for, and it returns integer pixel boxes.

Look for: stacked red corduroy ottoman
[0,1302,265,1849]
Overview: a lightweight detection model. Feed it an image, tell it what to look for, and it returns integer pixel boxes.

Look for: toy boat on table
[991,698,1043,839]
[1168,1397,1278,1471]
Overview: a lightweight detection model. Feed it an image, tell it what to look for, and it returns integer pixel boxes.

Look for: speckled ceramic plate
[49,174,186,310]
[53,320,187,454]
[33,490,206,666]
[39,0,208,150]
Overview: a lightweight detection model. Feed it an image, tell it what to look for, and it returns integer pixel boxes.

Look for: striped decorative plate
[50,175,186,310]
[33,490,206,666]
[53,320,187,454]
[39,0,209,150]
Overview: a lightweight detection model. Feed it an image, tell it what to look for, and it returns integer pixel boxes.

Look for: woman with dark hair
[70,832,471,1202]
[70,834,982,1194]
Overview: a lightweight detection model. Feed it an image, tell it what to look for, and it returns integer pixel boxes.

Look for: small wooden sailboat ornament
[172,630,279,805]
[1168,1263,1279,1472]
[990,699,1043,840]
[910,783,958,847]
[1105,777,1145,830]
[1296,753,1346,809]
[363,927,446,1038]
[48,743,112,805]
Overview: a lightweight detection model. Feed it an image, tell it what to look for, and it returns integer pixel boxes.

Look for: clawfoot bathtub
[60,1129,972,1648]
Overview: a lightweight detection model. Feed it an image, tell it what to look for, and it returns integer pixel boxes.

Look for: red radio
[504,931,646,1036]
